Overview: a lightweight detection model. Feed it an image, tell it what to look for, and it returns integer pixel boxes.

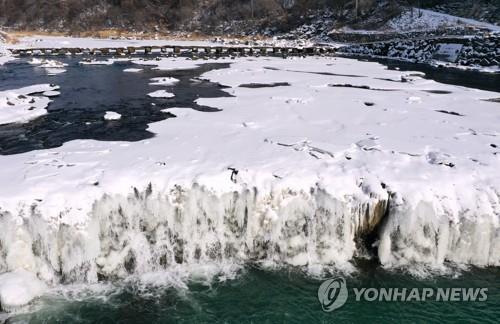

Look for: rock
[480,58,491,66]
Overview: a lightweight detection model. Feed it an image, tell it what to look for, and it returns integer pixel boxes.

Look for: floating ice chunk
[28,58,44,65]
[124,68,143,73]
[29,59,68,75]
[0,270,47,312]
[41,60,67,69]
[104,111,122,121]
[148,90,175,98]
[149,77,179,86]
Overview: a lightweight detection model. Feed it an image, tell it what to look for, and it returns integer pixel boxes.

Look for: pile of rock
[340,39,437,63]
[339,34,499,69]
[457,35,500,66]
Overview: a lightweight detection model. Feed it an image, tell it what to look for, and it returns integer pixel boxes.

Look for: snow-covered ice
[0,270,47,312]
[0,56,499,288]
[0,84,59,124]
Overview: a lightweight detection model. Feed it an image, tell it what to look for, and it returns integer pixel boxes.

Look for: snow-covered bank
[5,36,221,51]
[0,57,499,300]
[4,35,311,52]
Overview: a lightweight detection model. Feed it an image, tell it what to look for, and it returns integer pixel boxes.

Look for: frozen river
[0,55,499,321]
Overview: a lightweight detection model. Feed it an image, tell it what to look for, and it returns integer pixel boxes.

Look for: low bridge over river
[9,44,336,57]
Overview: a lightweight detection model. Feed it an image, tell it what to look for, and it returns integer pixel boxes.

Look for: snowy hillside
[387,8,500,32]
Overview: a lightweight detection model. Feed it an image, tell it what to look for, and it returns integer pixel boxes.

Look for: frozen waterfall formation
[0,55,499,310]
[1,181,498,285]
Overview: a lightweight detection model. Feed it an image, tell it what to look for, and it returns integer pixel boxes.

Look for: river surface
[4,266,499,324]
[0,56,499,323]
[0,57,230,155]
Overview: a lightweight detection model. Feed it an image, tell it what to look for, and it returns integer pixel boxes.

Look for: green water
[5,265,500,324]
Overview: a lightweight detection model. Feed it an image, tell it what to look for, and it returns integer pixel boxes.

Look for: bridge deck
[9,45,336,57]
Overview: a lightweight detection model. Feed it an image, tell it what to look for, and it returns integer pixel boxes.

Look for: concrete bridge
[9,45,336,57]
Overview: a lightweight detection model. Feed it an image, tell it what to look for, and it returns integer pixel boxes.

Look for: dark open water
[4,266,499,324]
[0,57,231,155]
